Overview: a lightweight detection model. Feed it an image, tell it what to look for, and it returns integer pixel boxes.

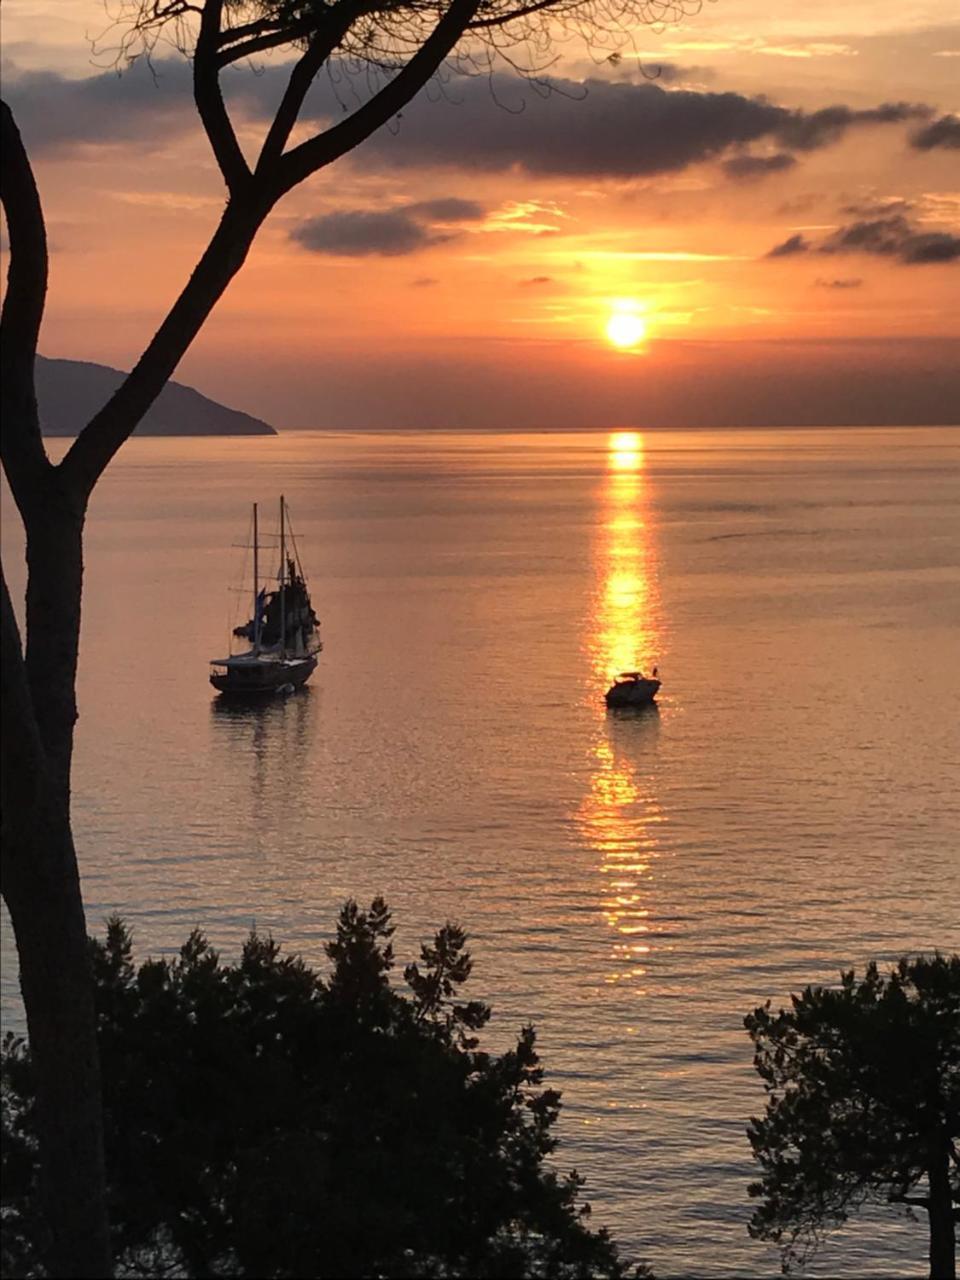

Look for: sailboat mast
[279,494,286,659]
[252,503,260,654]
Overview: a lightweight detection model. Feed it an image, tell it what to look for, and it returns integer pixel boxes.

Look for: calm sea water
[3,427,959,1276]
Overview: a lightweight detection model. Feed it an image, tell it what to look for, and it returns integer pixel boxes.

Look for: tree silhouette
[2,900,642,1279]
[745,955,960,1280]
[0,0,700,1272]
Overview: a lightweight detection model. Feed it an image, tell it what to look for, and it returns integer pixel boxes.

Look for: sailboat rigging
[210,496,322,696]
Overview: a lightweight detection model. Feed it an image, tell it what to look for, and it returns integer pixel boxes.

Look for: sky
[2,0,959,428]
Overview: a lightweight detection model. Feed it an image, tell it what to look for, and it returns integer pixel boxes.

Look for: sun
[605,310,648,350]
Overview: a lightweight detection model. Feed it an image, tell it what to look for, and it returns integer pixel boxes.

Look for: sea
[2,426,958,1277]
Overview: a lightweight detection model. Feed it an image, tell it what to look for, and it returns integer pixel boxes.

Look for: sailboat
[209,496,322,696]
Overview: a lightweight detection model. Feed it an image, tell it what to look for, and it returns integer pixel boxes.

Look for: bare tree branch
[217,16,317,65]
[0,100,54,511]
[256,5,358,175]
[467,0,560,29]
[194,0,251,191]
[59,196,267,498]
[274,0,483,197]
[216,13,283,46]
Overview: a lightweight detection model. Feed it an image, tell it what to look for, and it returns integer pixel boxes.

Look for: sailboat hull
[210,654,317,696]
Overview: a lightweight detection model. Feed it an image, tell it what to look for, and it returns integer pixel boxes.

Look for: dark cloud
[822,215,960,264]
[824,217,908,254]
[766,233,811,258]
[722,152,796,180]
[4,62,199,152]
[3,60,938,183]
[290,195,482,256]
[404,197,484,221]
[410,276,439,287]
[519,275,552,286]
[910,113,960,150]
[291,209,443,256]
[841,197,914,218]
[766,215,960,265]
[814,277,863,289]
[366,79,931,178]
[775,101,931,151]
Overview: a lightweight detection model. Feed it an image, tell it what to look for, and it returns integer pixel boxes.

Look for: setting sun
[605,311,648,350]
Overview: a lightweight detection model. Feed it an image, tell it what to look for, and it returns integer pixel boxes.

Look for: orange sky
[2,0,959,426]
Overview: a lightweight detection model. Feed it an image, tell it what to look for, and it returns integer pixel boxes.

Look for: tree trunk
[1,494,111,1278]
[4,822,108,1278]
[928,1137,956,1280]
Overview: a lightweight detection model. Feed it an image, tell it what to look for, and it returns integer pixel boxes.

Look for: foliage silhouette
[2,899,644,1279]
[745,954,960,1279]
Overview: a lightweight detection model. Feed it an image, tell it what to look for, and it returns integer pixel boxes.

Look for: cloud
[4,63,198,152]
[519,276,552,286]
[637,36,859,59]
[766,233,811,258]
[291,209,444,256]
[404,197,484,221]
[290,195,484,256]
[364,79,932,179]
[910,113,960,150]
[774,102,931,152]
[722,152,796,180]
[752,41,858,59]
[821,216,960,264]
[3,60,937,184]
[410,276,438,287]
[814,277,863,289]
[841,196,914,218]
[765,215,960,265]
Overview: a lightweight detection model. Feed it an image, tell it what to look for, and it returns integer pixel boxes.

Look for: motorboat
[605,669,660,708]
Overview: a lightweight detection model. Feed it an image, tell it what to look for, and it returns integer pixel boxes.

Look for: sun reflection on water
[588,432,658,685]
[578,432,666,985]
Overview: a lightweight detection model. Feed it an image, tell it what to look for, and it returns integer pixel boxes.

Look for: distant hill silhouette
[36,356,276,437]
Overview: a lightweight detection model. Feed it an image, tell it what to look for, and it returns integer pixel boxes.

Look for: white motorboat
[604,669,660,708]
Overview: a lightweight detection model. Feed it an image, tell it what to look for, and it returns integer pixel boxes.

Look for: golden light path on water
[579,432,667,986]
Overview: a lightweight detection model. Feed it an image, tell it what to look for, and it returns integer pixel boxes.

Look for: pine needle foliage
[745,955,960,1278]
[3,900,645,1278]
